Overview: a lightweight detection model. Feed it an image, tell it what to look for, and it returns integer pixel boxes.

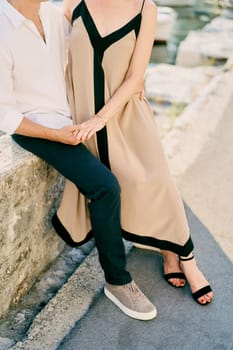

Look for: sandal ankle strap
[179,255,194,262]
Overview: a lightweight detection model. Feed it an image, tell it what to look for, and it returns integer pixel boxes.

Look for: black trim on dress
[74,0,141,168]
[52,214,94,247]
[52,214,194,256]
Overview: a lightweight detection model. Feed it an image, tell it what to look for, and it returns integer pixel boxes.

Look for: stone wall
[0,136,65,319]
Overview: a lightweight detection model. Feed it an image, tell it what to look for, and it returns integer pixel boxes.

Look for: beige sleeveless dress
[53,0,193,256]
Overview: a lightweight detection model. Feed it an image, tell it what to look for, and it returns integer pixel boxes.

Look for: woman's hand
[75,115,106,142]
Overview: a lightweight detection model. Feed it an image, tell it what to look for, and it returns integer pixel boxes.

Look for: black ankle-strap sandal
[179,255,213,305]
[164,272,186,288]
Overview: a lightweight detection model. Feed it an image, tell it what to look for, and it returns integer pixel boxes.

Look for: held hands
[73,115,106,143]
[70,83,144,144]
[55,125,82,145]
[56,83,144,146]
[55,115,106,145]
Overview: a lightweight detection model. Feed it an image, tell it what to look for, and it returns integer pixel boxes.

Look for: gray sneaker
[104,280,157,320]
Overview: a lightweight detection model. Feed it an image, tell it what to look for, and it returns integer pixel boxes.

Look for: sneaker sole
[104,286,157,321]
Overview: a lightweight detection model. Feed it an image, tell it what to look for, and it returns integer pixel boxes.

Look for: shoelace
[125,282,144,303]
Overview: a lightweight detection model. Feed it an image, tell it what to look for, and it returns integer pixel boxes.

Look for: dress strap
[140,0,146,12]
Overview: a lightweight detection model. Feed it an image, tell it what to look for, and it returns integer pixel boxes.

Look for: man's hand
[14,118,81,145]
[55,125,82,145]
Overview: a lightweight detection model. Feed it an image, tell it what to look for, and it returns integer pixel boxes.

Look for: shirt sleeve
[0,44,24,135]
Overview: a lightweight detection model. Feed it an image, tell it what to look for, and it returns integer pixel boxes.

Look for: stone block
[0,136,65,318]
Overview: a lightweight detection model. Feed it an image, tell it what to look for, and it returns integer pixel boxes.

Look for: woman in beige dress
[57,0,213,306]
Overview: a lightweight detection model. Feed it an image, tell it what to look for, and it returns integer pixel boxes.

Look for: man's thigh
[12,135,118,199]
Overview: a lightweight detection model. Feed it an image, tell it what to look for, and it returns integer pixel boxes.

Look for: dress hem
[52,214,194,256]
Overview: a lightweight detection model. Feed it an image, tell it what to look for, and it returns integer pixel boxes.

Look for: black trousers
[12,134,132,285]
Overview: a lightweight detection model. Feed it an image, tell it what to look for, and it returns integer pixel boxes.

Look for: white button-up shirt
[0,0,72,135]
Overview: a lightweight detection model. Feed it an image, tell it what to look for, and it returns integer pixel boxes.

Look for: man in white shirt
[0,0,157,320]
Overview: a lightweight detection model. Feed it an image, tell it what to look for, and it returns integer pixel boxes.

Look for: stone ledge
[0,137,65,319]
[10,249,105,350]
[162,70,233,178]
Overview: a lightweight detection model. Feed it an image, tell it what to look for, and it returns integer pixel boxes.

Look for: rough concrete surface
[0,138,65,318]
[177,98,233,261]
[10,250,105,350]
[163,71,233,178]
[0,338,15,350]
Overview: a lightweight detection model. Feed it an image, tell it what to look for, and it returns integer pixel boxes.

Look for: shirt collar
[1,0,27,28]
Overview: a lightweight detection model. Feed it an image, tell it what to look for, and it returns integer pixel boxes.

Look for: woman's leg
[179,253,214,304]
[161,250,186,288]
[161,248,213,304]
[12,135,131,285]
